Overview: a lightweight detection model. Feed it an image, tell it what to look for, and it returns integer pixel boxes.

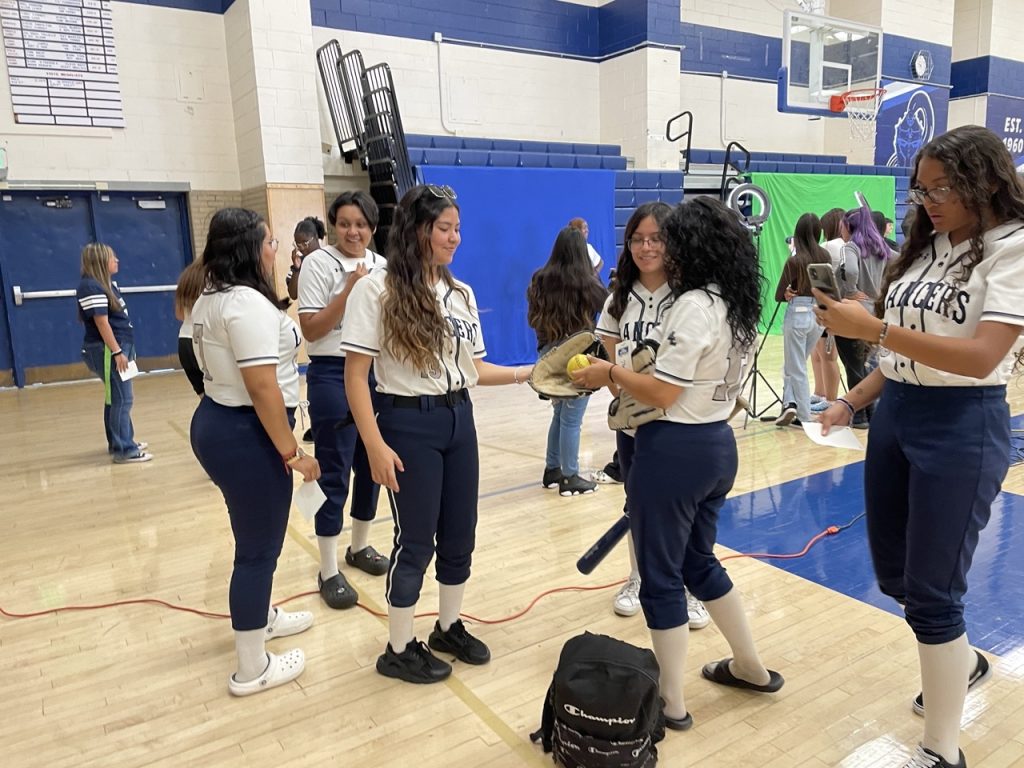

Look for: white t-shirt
[296,245,386,357]
[649,285,750,424]
[191,286,301,407]
[587,243,602,269]
[340,269,487,396]
[178,308,193,340]
[878,222,1024,387]
[823,238,844,271]
[596,282,675,351]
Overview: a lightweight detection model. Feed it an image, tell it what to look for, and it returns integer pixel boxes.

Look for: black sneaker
[775,403,797,427]
[559,474,597,497]
[601,460,622,483]
[902,744,965,768]
[317,571,358,609]
[542,466,563,489]
[376,640,452,684]
[913,650,990,716]
[427,619,491,665]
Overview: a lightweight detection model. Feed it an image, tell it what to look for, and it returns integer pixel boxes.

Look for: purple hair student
[844,206,891,260]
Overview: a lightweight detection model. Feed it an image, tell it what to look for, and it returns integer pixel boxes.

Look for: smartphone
[807,263,842,307]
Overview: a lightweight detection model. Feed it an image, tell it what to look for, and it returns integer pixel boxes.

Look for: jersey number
[712,348,747,402]
[193,323,213,382]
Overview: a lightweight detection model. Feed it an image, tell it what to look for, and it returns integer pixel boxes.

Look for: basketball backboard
[778,10,882,117]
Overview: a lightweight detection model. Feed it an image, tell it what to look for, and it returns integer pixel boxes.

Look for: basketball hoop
[829,88,885,143]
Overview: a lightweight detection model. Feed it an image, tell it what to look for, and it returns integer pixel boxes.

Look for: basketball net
[830,88,885,145]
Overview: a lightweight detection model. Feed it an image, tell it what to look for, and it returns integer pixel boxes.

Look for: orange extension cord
[0,514,865,624]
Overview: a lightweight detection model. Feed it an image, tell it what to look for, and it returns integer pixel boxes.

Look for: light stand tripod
[739,225,783,425]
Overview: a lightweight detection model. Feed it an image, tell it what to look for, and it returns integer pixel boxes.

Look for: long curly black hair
[878,125,1024,316]
[606,202,674,320]
[202,207,286,309]
[660,197,764,350]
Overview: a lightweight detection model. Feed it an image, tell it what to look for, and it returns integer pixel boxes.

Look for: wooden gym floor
[2,337,1023,768]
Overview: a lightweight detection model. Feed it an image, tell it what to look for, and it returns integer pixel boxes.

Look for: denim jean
[545,395,590,476]
[82,341,138,459]
[780,297,821,422]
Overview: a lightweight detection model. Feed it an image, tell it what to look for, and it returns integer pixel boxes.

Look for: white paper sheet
[294,480,327,522]
[118,360,139,381]
[801,421,864,451]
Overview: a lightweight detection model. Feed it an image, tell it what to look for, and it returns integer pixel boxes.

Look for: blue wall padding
[420,166,616,366]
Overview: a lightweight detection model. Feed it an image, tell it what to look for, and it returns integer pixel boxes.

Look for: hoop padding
[829,88,886,143]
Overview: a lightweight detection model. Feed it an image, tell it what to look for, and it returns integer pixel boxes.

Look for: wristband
[112,350,123,357]
[513,367,520,384]
[608,365,618,386]
[836,397,856,420]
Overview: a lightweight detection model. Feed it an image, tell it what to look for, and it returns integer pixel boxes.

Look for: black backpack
[531,632,665,767]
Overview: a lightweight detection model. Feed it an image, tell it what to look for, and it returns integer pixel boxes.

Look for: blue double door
[0,190,192,386]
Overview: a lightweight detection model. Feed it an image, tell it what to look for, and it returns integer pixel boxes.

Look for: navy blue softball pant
[865,380,1010,645]
[190,397,294,631]
[306,356,381,536]
[378,393,479,609]
[627,419,737,630]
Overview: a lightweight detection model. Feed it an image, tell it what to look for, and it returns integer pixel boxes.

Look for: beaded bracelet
[836,397,857,420]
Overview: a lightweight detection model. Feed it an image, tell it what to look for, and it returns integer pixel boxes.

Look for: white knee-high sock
[318,534,339,580]
[235,628,269,682]
[350,519,371,553]
[438,583,466,631]
[702,588,770,686]
[626,532,640,581]
[389,605,416,654]
[650,625,689,720]
[920,635,970,763]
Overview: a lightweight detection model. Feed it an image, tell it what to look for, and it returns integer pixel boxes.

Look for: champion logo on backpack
[531,632,665,768]
[563,704,636,726]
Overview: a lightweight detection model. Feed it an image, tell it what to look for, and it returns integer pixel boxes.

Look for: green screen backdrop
[750,173,896,334]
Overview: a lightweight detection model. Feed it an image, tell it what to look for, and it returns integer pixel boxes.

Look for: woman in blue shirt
[76,243,151,464]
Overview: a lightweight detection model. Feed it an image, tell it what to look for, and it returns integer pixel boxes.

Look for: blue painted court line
[719,427,1024,658]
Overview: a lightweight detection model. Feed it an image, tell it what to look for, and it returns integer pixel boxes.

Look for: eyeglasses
[908,185,953,205]
[628,235,665,249]
[425,184,457,200]
[293,236,315,250]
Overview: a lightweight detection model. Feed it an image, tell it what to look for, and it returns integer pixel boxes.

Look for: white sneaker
[228,649,305,697]
[265,607,314,639]
[809,394,826,405]
[590,470,623,485]
[613,578,641,617]
[686,590,710,630]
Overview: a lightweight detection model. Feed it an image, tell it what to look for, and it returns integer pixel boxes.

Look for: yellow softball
[566,354,591,375]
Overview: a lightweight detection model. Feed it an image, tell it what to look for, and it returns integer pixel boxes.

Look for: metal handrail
[720,141,751,201]
[665,111,694,173]
[12,284,175,306]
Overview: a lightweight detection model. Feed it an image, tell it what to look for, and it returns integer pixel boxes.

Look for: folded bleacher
[406,134,628,171]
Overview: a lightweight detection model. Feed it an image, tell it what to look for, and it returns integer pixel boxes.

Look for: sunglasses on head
[425,184,457,200]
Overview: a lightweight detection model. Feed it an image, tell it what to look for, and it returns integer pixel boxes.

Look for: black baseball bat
[576,514,630,575]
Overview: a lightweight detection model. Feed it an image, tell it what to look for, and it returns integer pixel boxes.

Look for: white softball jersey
[191,286,301,408]
[596,282,675,350]
[340,269,487,396]
[296,245,386,357]
[879,222,1024,387]
[650,285,750,424]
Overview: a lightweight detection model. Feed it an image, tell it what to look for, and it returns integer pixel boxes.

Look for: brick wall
[188,190,243,259]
